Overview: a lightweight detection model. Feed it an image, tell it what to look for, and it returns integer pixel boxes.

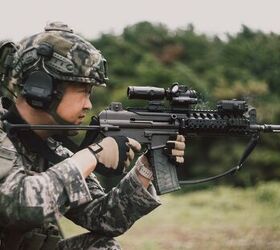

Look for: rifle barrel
[250,124,280,133]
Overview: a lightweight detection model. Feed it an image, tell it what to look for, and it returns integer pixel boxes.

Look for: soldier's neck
[15,97,56,139]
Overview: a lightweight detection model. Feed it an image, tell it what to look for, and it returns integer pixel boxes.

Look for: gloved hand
[164,134,186,165]
[135,134,186,182]
[88,136,141,176]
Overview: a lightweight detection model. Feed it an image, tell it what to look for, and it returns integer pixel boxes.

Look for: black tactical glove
[88,136,141,176]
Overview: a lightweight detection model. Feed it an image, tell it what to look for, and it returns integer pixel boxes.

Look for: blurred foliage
[88,22,280,188]
[61,182,280,249]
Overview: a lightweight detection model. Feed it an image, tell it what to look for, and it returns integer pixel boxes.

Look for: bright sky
[1,0,279,42]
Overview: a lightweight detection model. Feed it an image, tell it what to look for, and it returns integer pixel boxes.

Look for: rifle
[4,83,280,195]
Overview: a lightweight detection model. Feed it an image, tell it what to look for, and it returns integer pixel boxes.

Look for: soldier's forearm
[71,148,153,189]
[71,148,97,178]
[65,168,161,236]
[0,158,92,225]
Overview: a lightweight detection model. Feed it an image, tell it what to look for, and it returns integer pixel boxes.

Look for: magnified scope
[127,83,199,106]
[127,86,166,100]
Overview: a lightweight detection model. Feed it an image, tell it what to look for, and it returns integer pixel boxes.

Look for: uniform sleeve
[65,167,161,237]
[0,157,92,227]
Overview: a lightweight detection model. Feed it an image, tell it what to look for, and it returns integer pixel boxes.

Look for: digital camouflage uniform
[0,22,161,250]
[0,99,161,250]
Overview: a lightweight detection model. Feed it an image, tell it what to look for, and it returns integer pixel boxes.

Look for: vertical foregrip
[150,148,181,195]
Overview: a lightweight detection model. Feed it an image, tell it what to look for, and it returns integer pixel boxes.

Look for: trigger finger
[169,134,185,142]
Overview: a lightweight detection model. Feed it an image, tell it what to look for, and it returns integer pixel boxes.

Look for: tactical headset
[0,41,57,109]
[22,70,54,109]
[20,43,61,110]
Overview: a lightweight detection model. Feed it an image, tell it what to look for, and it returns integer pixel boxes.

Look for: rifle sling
[179,134,260,185]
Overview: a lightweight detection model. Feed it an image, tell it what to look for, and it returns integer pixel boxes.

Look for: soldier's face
[56,83,92,124]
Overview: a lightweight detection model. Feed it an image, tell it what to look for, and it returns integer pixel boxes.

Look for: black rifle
[4,83,280,195]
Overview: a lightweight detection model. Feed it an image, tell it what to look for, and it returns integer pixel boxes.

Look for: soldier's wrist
[135,156,153,181]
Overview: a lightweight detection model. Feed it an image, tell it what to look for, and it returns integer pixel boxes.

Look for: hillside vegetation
[88,22,280,186]
[58,24,280,248]
[60,182,280,249]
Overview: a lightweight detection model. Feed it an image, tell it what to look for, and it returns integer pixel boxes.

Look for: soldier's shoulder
[0,97,18,179]
[0,125,17,179]
[0,117,16,155]
[0,96,14,148]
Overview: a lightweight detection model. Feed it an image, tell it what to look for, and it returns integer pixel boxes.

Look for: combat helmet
[12,22,108,87]
[10,22,108,125]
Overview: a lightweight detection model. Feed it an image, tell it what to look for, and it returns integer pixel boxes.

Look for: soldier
[0,22,186,250]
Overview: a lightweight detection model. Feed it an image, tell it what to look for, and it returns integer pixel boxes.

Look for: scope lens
[171,84,179,93]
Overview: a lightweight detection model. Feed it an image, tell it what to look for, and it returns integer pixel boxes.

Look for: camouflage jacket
[0,99,161,237]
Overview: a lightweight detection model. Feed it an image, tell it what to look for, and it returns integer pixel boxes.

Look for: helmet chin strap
[46,86,79,136]
[47,104,79,136]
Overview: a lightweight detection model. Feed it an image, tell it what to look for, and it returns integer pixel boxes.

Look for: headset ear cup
[22,71,54,109]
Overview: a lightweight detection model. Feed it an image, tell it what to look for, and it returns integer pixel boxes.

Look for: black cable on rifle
[179,134,260,185]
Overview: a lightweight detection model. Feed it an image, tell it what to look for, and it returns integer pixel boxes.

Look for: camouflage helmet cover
[12,22,108,86]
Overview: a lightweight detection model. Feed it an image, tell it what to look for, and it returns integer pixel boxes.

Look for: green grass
[60,182,280,249]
